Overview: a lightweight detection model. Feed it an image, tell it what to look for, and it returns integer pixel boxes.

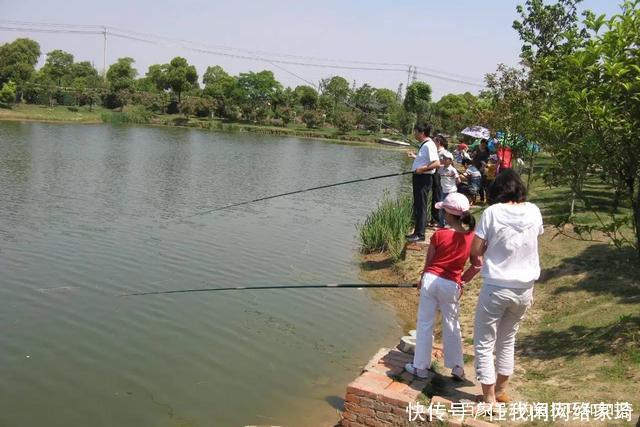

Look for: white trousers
[473,284,534,384]
[413,273,464,370]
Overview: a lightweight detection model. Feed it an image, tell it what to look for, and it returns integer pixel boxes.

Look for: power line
[0,19,486,87]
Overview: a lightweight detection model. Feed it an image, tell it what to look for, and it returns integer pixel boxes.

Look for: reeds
[358,192,413,261]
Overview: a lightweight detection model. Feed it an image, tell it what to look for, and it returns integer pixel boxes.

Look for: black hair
[460,211,476,231]
[471,157,484,169]
[461,158,472,166]
[480,139,488,146]
[488,168,528,205]
[447,210,476,232]
[413,122,432,137]
[434,134,449,150]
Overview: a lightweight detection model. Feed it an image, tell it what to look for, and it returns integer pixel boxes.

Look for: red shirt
[425,229,474,283]
[497,146,513,170]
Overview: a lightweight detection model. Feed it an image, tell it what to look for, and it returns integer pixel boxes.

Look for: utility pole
[406,65,413,95]
[102,26,108,80]
[411,66,418,83]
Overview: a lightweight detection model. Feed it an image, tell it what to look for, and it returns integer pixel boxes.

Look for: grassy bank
[0,103,105,123]
[360,155,640,419]
[0,104,400,145]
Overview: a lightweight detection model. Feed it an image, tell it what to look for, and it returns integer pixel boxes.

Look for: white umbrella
[461,126,490,140]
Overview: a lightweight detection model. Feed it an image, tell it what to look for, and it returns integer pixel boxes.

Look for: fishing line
[122,283,416,296]
[169,170,414,222]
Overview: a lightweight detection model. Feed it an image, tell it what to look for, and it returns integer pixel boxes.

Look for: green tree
[106,57,137,92]
[234,70,282,121]
[515,0,640,253]
[434,93,472,135]
[0,38,41,99]
[145,64,166,91]
[202,65,237,117]
[105,57,137,109]
[513,0,585,66]
[320,75,351,114]
[352,84,377,113]
[374,88,399,114]
[41,49,74,86]
[163,56,198,103]
[293,85,318,110]
[403,81,432,121]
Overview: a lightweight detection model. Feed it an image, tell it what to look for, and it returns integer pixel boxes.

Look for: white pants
[473,284,533,384]
[413,273,464,370]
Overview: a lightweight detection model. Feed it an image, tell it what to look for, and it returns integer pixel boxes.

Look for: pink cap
[435,192,470,216]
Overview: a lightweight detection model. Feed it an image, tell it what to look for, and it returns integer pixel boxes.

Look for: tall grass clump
[101,106,153,124]
[358,193,413,261]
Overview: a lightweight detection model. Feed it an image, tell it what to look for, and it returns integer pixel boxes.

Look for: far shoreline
[0,104,414,150]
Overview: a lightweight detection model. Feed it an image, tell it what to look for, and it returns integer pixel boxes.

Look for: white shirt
[466,165,482,178]
[412,138,438,174]
[438,165,459,193]
[475,202,544,288]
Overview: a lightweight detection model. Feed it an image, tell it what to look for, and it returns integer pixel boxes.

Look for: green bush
[0,80,17,106]
[334,111,356,133]
[101,105,153,124]
[358,193,413,262]
[302,110,324,129]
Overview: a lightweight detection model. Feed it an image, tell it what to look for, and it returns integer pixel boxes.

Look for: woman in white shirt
[469,169,544,404]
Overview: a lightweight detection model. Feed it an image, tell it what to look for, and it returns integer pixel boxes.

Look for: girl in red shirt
[405,193,481,380]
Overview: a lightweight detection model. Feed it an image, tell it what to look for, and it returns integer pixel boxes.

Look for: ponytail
[460,211,476,231]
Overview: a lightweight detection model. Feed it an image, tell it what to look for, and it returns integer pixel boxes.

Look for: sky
[0,0,623,100]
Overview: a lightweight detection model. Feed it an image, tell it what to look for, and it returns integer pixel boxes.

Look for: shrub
[358,193,413,262]
[0,81,17,107]
[334,111,356,133]
[302,110,324,129]
[101,105,153,124]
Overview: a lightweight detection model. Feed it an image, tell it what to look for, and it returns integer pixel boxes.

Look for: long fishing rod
[123,282,417,297]
[172,170,414,222]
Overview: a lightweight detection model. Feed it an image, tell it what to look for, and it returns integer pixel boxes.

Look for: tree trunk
[570,194,576,217]
[526,148,536,189]
[632,177,640,258]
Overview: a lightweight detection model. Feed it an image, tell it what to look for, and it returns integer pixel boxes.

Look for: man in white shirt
[406,123,440,242]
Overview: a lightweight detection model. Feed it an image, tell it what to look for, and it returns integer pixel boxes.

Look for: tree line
[0,38,489,135]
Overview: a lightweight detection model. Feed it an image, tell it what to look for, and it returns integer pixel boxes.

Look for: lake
[0,122,410,426]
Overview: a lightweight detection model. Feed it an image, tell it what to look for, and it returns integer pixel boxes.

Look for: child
[454,142,471,164]
[405,193,481,380]
[437,151,460,228]
[460,158,483,205]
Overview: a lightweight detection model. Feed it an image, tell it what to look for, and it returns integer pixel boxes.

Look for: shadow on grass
[359,256,394,272]
[538,243,640,301]
[518,315,640,360]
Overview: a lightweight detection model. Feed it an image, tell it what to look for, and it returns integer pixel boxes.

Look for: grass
[357,193,413,262]
[504,154,640,417]
[101,105,154,124]
[0,103,105,122]
[365,153,639,422]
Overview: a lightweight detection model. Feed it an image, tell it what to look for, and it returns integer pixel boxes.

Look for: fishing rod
[171,170,414,222]
[122,282,417,296]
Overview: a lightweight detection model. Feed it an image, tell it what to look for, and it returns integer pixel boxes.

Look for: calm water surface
[0,122,410,427]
